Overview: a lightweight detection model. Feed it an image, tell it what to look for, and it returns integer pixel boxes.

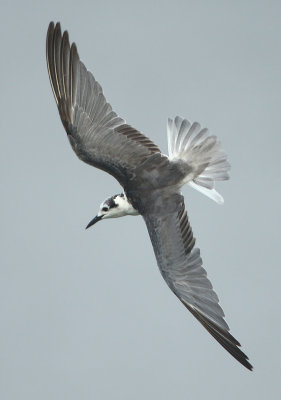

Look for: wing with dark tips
[143,196,252,370]
[46,22,161,185]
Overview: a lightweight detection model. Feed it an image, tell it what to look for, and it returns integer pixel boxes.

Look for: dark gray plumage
[46,22,252,370]
[46,22,160,187]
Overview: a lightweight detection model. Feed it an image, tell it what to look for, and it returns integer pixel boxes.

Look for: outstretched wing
[143,196,252,370]
[46,22,160,185]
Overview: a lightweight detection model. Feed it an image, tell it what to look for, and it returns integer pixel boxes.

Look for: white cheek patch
[99,194,139,219]
[114,195,139,216]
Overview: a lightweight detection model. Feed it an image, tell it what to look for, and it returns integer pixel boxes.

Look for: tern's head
[86,193,138,229]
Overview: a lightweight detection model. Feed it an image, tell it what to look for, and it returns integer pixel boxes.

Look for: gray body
[46,22,252,370]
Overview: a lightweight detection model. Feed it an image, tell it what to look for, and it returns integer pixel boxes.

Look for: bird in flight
[46,21,252,370]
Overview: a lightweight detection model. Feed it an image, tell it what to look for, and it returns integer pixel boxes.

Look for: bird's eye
[102,206,109,212]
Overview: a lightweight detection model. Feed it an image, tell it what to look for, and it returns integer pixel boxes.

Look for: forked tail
[167,116,230,204]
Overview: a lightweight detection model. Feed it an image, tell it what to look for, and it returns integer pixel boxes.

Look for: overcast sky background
[1,1,281,399]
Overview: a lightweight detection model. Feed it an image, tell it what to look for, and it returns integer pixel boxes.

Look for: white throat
[113,195,139,217]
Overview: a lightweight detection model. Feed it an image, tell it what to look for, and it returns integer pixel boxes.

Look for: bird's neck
[115,194,139,216]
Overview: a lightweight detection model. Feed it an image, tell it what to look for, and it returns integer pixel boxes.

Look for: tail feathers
[167,116,230,203]
[188,181,224,205]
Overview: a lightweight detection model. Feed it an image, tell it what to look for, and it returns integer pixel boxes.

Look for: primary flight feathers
[46,21,252,370]
[46,22,160,185]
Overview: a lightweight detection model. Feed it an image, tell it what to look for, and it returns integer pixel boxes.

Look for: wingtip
[182,302,253,370]
[47,22,63,40]
[48,21,55,30]
[54,21,62,37]
[241,356,253,371]
[46,22,55,46]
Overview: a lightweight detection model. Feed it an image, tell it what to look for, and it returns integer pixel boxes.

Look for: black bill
[85,215,103,229]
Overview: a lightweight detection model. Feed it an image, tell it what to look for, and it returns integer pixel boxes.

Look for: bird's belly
[124,154,188,215]
[129,156,187,191]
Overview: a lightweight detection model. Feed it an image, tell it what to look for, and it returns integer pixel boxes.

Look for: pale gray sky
[1,1,281,399]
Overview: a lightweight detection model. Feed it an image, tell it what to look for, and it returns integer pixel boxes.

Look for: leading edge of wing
[46,22,161,185]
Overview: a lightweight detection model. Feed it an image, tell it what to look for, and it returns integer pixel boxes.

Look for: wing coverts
[46,22,160,185]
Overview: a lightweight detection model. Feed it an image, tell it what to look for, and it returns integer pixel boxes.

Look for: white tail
[167,116,230,204]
